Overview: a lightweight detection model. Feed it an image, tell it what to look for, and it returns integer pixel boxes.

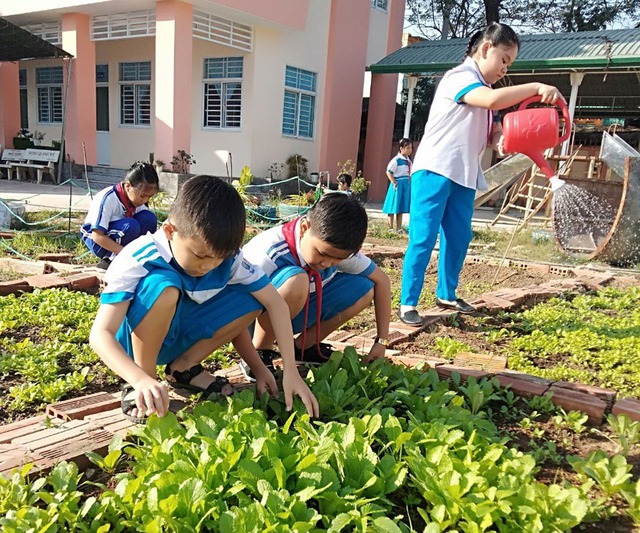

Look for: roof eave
[369,56,640,75]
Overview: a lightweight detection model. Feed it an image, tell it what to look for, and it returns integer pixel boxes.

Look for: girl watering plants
[398,22,565,326]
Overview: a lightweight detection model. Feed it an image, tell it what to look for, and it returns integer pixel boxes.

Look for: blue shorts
[116,269,263,365]
[271,266,374,334]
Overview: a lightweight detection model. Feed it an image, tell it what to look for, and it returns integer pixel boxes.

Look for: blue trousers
[401,170,475,306]
[83,210,158,259]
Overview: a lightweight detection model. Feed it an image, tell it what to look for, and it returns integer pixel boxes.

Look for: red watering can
[502,95,571,191]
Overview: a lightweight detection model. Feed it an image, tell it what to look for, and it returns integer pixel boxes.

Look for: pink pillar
[62,13,97,165]
[318,0,370,176]
[155,0,193,166]
[0,62,20,150]
[363,0,405,202]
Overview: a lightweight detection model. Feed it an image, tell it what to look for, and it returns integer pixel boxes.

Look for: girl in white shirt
[398,23,564,326]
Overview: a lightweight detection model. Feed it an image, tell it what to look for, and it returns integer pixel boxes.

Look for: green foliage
[172,149,196,173]
[605,414,640,456]
[0,289,114,412]
[433,336,472,358]
[502,288,640,398]
[285,154,308,179]
[0,349,612,531]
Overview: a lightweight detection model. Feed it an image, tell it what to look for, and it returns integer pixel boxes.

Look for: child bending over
[242,192,392,366]
[90,175,318,422]
[81,161,159,270]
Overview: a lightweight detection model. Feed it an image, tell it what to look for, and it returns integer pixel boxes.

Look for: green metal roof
[370,28,640,74]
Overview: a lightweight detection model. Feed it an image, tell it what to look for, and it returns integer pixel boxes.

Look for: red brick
[388,355,427,369]
[64,272,100,291]
[0,450,49,478]
[46,392,121,421]
[548,385,607,425]
[526,263,551,275]
[493,374,550,398]
[478,294,516,311]
[612,398,640,422]
[453,352,507,372]
[13,420,90,450]
[496,370,554,387]
[435,364,492,381]
[0,279,32,295]
[548,265,574,277]
[495,288,529,305]
[24,273,71,289]
[36,253,74,263]
[324,330,356,343]
[345,335,375,353]
[102,418,137,437]
[36,428,114,472]
[388,321,425,335]
[0,416,48,444]
[553,381,617,407]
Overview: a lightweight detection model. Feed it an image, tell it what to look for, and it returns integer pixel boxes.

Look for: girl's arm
[90,301,170,416]
[386,170,397,188]
[91,229,124,255]
[365,266,392,362]
[251,283,319,417]
[463,82,565,111]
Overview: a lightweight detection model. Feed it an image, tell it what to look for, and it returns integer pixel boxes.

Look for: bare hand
[363,342,386,363]
[133,378,170,417]
[537,84,565,105]
[282,370,319,418]
[254,367,279,397]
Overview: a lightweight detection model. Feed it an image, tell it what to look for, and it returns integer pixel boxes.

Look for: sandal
[121,384,148,425]
[165,363,233,396]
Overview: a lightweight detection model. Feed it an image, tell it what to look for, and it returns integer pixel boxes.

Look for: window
[36,66,63,124]
[119,61,151,126]
[203,57,243,129]
[19,69,28,129]
[282,66,316,139]
[371,0,388,11]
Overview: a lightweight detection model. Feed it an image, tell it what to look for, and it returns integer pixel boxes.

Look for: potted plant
[153,159,166,172]
[171,149,196,174]
[32,131,46,146]
[13,128,34,149]
[285,154,308,179]
[350,170,371,203]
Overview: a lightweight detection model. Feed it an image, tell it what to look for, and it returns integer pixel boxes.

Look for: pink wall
[363,0,405,202]
[0,63,20,150]
[214,0,310,30]
[155,0,193,166]
[319,0,371,179]
[62,13,97,165]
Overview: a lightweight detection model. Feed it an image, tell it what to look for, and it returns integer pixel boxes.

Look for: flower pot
[13,137,33,149]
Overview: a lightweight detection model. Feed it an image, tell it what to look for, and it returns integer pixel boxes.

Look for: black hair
[168,175,245,257]
[306,192,367,253]
[398,138,412,149]
[337,173,352,187]
[464,22,520,60]
[124,161,159,188]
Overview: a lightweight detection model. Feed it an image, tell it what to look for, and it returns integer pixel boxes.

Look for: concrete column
[155,0,193,166]
[362,0,405,202]
[0,62,20,150]
[403,75,418,139]
[62,13,97,165]
[318,0,371,178]
[562,71,584,156]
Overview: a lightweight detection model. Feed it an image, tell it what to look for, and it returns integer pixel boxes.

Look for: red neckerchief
[115,182,136,218]
[281,217,326,361]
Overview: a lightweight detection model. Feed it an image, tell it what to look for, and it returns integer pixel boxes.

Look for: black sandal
[165,363,233,396]
[121,385,148,425]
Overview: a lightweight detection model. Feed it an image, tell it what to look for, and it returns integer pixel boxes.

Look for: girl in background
[81,162,159,269]
[382,138,413,233]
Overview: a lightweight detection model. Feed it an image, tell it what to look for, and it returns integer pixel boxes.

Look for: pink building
[0,0,404,197]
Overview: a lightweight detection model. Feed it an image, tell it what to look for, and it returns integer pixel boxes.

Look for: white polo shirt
[412,57,494,191]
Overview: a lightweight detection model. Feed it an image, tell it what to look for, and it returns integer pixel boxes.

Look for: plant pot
[13,137,33,149]
[277,203,311,220]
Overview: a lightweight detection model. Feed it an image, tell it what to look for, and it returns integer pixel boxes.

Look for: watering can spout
[549,176,566,192]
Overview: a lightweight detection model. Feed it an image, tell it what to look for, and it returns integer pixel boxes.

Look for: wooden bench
[12,148,60,184]
[0,149,27,181]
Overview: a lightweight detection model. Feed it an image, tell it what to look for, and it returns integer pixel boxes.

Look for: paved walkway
[0,178,522,231]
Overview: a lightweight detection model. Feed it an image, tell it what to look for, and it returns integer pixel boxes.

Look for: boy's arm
[231,329,278,397]
[365,265,392,362]
[251,283,319,418]
[90,301,169,416]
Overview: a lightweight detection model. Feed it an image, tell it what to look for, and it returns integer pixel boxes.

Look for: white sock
[400,305,416,314]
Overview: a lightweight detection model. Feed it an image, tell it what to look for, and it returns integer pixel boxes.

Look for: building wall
[5,0,402,181]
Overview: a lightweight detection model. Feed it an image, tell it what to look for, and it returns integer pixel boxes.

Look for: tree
[405,0,640,38]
